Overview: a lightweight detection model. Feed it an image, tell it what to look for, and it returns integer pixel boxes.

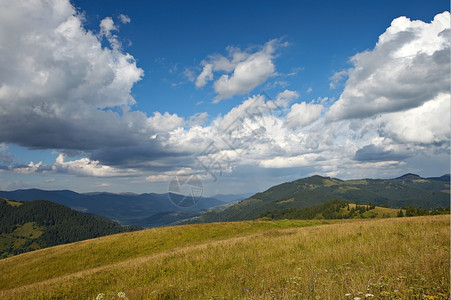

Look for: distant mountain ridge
[187,174,450,223]
[394,173,450,182]
[395,173,422,180]
[1,174,448,227]
[0,189,225,227]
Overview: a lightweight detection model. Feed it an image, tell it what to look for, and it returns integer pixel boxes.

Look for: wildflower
[345,293,352,297]
[96,293,105,300]
[117,291,127,298]
[365,294,374,298]
[353,298,361,300]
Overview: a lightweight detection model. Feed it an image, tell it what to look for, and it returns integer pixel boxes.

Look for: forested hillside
[0,198,140,258]
[188,174,450,223]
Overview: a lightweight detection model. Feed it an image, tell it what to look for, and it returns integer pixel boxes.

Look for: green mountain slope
[189,174,449,223]
[0,198,140,258]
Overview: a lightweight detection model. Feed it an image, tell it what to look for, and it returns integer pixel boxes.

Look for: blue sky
[0,0,449,196]
[75,0,446,117]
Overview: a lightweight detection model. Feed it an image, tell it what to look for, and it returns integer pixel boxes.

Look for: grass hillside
[0,215,448,299]
[0,198,139,258]
[190,174,449,223]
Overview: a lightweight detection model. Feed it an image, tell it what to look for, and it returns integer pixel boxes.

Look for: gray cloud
[0,110,145,150]
[0,0,145,151]
[354,144,408,162]
[89,142,195,171]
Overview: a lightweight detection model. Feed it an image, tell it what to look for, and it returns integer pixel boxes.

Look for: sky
[0,0,449,196]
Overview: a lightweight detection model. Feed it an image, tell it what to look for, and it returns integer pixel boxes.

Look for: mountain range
[0,173,448,258]
[0,174,448,227]
[0,189,249,227]
[186,173,450,223]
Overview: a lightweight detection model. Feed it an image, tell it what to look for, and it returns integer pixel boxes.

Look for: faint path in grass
[0,220,330,296]
[0,226,319,296]
[0,219,324,290]
[1,216,448,299]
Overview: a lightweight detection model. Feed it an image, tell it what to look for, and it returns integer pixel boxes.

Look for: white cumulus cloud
[195,63,213,87]
[378,93,450,145]
[119,14,131,24]
[285,102,323,129]
[327,11,450,121]
[146,112,185,133]
[53,154,131,177]
[194,39,284,102]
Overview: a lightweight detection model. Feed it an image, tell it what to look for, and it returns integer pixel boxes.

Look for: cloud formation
[119,14,131,24]
[327,12,450,121]
[195,63,213,88]
[0,0,148,151]
[0,2,448,191]
[285,102,323,129]
[195,40,284,102]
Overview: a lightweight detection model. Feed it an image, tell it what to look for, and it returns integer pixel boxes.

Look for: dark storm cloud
[354,144,408,162]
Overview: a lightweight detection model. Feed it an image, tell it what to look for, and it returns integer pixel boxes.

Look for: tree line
[259,199,450,221]
[396,205,450,217]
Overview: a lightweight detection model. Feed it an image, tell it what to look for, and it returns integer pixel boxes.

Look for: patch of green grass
[362,206,401,218]
[412,179,430,183]
[12,238,26,248]
[13,222,43,239]
[337,185,360,193]
[0,222,44,259]
[336,204,401,219]
[346,179,368,185]
[322,178,341,187]
[276,198,295,204]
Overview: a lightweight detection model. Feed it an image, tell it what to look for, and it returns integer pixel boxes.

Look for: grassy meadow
[346,203,402,218]
[0,215,449,299]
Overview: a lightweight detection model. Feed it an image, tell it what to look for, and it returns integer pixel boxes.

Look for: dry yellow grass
[0,220,324,291]
[2,198,22,207]
[0,215,449,299]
